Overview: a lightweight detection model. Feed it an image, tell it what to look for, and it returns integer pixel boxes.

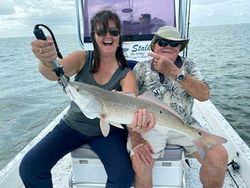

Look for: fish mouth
[65,85,75,101]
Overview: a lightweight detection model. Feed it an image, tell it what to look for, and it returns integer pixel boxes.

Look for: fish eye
[76,87,80,92]
[159,110,162,114]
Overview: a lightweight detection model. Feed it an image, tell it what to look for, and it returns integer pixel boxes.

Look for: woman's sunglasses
[95,28,120,37]
[157,39,181,47]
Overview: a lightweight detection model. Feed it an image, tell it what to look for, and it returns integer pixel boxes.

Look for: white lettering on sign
[123,41,152,61]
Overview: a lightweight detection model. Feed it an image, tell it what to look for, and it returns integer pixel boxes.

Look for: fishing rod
[33,24,69,88]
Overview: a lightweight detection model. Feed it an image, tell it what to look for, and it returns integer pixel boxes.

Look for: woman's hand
[130,108,156,133]
[132,140,154,165]
[128,129,154,165]
[31,36,57,65]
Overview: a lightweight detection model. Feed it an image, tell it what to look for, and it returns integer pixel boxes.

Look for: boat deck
[50,155,247,188]
[1,101,249,188]
[49,101,249,188]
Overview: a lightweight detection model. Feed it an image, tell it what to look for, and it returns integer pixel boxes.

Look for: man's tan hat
[150,26,189,51]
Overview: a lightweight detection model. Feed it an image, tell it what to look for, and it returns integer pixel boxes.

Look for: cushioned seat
[71,144,183,161]
[69,144,184,187]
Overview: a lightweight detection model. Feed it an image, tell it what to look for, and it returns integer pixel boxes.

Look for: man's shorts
[127,121,207,159]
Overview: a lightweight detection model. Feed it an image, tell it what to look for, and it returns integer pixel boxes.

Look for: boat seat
[71,144,183,161]
[127,60,138,70]
[69,144,184,188]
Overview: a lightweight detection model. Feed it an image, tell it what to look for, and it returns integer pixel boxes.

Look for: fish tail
[194,130,227,159]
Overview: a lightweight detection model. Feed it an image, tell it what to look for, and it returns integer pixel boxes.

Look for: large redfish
[66,81,227,158]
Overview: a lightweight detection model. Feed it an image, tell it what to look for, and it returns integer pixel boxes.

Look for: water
[188,24,250,144]
[0,24,249,170]
[0,35,78,169]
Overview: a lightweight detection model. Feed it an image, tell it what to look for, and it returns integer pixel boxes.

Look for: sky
[0,0,250,38]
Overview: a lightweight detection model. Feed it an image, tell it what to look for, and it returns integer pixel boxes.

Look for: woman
[19,10,155,188]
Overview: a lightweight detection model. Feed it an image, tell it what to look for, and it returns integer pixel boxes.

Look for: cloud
[0,1,15,15]
[0,0,250,38]
[0,0,76,38]
[191,0,250,26]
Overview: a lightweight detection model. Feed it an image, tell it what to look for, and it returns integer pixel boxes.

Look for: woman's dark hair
[90,9,127,73]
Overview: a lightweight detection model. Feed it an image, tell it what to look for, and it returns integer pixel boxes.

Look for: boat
[1,0,250,187]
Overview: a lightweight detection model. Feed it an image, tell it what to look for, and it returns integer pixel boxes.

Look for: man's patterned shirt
[133,57,209,125]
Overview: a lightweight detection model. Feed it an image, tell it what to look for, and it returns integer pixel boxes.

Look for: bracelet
[132,143,144,150]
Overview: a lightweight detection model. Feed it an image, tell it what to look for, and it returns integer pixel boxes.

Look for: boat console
[75,0,190,61]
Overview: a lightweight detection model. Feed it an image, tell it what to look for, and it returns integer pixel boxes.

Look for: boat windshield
[82,0,176,42]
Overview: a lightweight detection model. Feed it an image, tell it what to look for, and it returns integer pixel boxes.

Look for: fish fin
[100,114,110,137]
[108,121,125,129]
[193,129,227,159]
[138,92,183,120]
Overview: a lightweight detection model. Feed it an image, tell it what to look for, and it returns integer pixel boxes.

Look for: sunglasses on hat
[157,39,181,47]
[95,28,120,37]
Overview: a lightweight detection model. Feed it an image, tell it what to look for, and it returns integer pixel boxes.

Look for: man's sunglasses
[157,39,181,47]
[95,28,120,37]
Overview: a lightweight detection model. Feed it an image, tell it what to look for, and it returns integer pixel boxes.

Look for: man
[129,26,228,188]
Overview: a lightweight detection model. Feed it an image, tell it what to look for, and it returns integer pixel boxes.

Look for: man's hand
[148,52,180,80]
[130,108,155,133]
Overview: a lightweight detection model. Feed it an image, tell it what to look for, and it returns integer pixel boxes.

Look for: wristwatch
[176,70,186,82]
